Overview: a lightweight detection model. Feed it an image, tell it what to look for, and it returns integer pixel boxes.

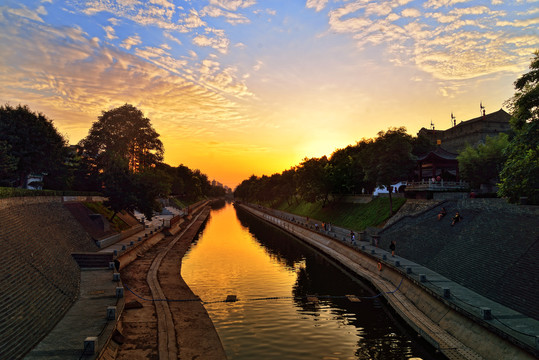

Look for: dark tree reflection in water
[182,203,444,360]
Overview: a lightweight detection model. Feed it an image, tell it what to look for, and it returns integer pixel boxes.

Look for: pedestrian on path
[451,212,462,226]
[437,207,447,220]
[390,241,396,257]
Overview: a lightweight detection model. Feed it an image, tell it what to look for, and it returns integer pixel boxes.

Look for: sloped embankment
[378,198,539,321]
[0,197,98,360]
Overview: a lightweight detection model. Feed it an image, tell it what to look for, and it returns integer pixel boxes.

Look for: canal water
[181,202,442,360]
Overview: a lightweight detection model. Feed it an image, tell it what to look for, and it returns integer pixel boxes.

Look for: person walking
[451,212,462,226]
[390,240,396,257]
[437,207,447,220]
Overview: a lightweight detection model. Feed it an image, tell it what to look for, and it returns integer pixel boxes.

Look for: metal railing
[406,179,469,191]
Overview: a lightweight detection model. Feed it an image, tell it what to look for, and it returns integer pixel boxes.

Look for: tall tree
[0,141,17,186]
[360,128,415,215]
[498,51,539,204]
[80,104,166,217]
[457,134,509,191]
[295,156,332,205]
[80,104,164,174]
[0,104,68,188]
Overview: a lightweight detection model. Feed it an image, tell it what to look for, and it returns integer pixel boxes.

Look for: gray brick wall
[379,199,539,320]
[0,198,98,360]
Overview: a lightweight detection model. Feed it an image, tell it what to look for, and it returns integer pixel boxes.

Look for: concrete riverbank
[237,203,538,360]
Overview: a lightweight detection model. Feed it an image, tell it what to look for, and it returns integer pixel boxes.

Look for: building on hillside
[416,146,459,181]
[408,107,511,197]
[417,108,511,153]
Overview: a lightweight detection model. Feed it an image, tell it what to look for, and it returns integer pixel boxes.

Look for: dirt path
[115,207,227,360]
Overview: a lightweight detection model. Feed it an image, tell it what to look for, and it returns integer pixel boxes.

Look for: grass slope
[273,197,406,231]
[83,201,130,232]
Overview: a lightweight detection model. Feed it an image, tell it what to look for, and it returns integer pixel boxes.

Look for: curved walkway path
[146,210,205,360]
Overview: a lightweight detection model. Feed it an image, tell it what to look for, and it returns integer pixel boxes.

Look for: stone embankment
[0,196,224,360]
[111,202,227,360]
[238,200,538,360]
[0,197,99,360]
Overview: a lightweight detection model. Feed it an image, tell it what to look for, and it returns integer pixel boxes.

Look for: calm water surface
[182,203,441,360]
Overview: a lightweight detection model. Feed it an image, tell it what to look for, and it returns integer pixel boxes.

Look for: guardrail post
[442,288,450,298]
[480,307,492,320]
[83,337,98,355]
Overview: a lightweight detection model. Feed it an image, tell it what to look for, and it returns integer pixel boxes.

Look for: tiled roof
[454,108,511,127]
[417,146,458,161]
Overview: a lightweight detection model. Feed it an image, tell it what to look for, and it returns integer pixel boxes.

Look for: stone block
[419,274,426,282]
[395,260,400,267]
[84,337,98,355]
[113,273,120,282]
[480,307,492,320]
[107,306,117,320]
[406,267,413,274]
[108,262,115,269]
[442,288,450,298]
[116,287,124,298]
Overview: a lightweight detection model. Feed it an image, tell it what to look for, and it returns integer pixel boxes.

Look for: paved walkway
[25,269,120,360]
[355,240,539,356]
[24,212,179,360]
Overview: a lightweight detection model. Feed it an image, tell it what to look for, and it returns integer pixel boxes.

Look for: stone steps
[72,252,114,268]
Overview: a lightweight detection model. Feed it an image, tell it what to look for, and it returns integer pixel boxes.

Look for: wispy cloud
[0,10,252,142]
[325,0,539,80]
[193,28,230,53]
[6,4,45,22]
[102,25,117,40]
[306,0,329,12]
[201,5,250,25]
[121,35,141,50]
[209,0,256,11]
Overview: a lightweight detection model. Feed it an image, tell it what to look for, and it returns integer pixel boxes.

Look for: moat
[181,202,442,359]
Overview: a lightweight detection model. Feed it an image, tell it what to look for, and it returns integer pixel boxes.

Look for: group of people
[437,207,463,226]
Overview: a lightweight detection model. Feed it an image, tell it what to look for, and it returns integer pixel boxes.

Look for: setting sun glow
[1,0,537,188]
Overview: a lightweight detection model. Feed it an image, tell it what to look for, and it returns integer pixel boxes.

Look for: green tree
[81,104,167,217]
[132,169,170,220]
[457,134,509,190]
[360,128,415,215]
[101,155,138,221]
[279,168,298,205]
[295,156,333,205]
[0,141,17,186]
[329,145,366,195]
[80,104,164,175]
[498,51,539,204]
[0,104,68,188]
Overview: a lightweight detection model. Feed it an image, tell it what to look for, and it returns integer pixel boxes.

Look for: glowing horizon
[1,0,537,189]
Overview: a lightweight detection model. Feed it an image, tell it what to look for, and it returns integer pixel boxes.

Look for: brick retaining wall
[379,198,539,321]
[0,197,98,359]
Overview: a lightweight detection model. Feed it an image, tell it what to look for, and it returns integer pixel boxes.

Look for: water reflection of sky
[182,203,437,360]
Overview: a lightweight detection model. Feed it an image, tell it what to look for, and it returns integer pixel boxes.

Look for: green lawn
[83,201,131,232]
[272,197,406,231]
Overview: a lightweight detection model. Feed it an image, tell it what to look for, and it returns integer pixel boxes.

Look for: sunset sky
[1,0,538,188]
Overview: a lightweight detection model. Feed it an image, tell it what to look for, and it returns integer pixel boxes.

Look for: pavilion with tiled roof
[416,146,459,181]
